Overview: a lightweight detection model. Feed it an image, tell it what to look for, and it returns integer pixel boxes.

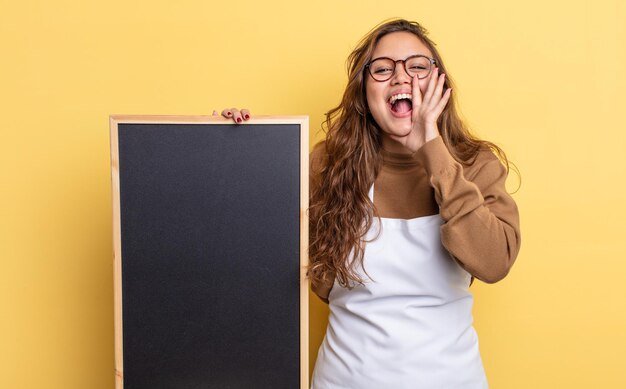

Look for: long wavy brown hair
[306,18,519,292]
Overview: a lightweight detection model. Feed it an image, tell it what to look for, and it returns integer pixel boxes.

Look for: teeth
[389,93,412,104]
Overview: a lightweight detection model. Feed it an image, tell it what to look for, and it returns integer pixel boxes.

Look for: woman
[219,18,521,389]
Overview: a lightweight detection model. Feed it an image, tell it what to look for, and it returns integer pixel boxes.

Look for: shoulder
[310,139,327,157]
[415,137,504,182]
[458,143,506,183]
[310,140,328,173]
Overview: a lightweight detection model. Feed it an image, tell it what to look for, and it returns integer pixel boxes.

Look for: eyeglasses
[365,55,437,82]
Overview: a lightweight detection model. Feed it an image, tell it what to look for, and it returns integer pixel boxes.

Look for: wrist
[408,126,439,154]
[424,124,440,142]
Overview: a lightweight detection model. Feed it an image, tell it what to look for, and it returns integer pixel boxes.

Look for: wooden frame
[109,115,309,388]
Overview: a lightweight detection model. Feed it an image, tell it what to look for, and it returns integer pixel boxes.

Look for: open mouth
[388,93,412,116]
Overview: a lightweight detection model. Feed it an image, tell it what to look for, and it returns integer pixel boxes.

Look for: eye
[374,67,393,74]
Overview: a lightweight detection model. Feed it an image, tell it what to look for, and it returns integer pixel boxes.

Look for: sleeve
[309,141,334,304]
[414,136,522,283]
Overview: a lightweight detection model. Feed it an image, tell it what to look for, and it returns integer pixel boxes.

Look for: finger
[411,75,423,107]
[433,87,452,116]
[241,108,251,120]
[422,67,439,104]
[212,110,219,116]
[411,75,423,124]
[432,73,446,107]
[221,109,233,118]
[230,108,243,123]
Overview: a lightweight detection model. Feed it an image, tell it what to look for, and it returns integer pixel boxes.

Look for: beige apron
[311,184,489,388]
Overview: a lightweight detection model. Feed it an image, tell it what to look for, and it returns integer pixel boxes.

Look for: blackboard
[110,115,309,389]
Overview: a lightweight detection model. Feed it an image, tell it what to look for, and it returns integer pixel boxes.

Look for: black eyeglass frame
[365,54,437,82]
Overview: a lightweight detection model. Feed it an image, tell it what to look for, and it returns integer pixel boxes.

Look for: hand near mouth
[405,67,452,153]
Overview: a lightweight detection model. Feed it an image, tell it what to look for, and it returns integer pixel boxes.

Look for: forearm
[415,136,522,283]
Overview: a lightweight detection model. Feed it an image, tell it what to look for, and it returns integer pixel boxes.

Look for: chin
[382,122,412,138]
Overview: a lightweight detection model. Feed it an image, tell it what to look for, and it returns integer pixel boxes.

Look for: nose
[390,59,411,84]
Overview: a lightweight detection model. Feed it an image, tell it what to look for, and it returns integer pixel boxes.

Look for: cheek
[365,82,388,127]
[365,82,381,112]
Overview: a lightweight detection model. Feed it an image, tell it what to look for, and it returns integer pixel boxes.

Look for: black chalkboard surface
[110,115,309,389]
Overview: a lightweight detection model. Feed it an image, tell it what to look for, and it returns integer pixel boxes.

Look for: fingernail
[236,117,242,123]
[244,114,250,120]
[227,112,232,116]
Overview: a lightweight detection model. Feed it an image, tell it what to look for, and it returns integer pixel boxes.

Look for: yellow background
[2,0,625,387]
